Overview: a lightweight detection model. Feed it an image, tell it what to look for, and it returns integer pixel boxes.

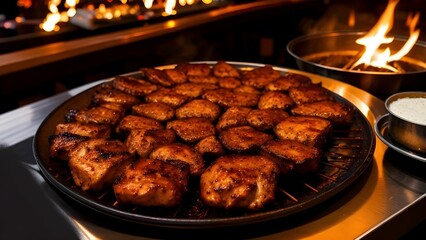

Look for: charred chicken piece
[112,75,158,96]
[202,88,259,108]
[126,128,176,158]
[219,125,273,152]
[288,84,334,105]
[48,133,88,161]
[200,155,280,210]
[241,65,281,89]
[92,86,140,109]
[188,75,218,84]
[66,106,122,125]
[258,91,294,110]
[247,109,289,131]
[194,135,224,157]
[116,115,163,135]
[140,67,175,87]
[149,143,205,176]
[55,122,111,138]
[274,116,332,147]
[173,82,218,98]
[132,102,175,122]
[145,88,189,108]
[265,73,312,91]
[175,63,211,76]
[167,117,216,143]
[213,61,241,78]
[114,158,189,207]
[291,100,355,126]
[216,107,251,130]
[176,99,221,122]
[261,140,322,175]
[163,69,187,84]
[68,139,132,191]
[218,77,241,89]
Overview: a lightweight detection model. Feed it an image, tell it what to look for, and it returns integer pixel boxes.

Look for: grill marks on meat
[114,158,190,207]
[48,61,357,211]
[200,155,280,210]
[68,139,132,191]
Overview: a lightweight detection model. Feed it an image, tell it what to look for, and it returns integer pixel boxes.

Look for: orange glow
[350,0,420,72]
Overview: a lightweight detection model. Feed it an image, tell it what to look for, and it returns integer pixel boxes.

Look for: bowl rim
[286,31,426,75]
[385,91,426,126]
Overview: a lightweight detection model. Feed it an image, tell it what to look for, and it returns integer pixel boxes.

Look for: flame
[350,0,420,72]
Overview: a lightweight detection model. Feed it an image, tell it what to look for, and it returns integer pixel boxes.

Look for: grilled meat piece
[288,84,333,105]
[247,109,289,131]
[219,126,273,152]
[150,143,205,176]
[274,116,332,147]
[258,91,294,110]
[114,158,189,207]
[55,122,111,138]
[140,67,175,87]
[112,75,158,96]
[175,63,211,76]
[48,133,88,161]
[188,75,218,84]
[200,155,280,210]
[291,100,355,126]
[145,88,189,108]
[218,77,241,89]
[194,135,224,157]
[176,99,221,122]
[233,85,261,95]
[261,140,322,175]
[167,117,216,143]
[265,73,312,91]
[116,115,163,135]
[132,102,175,122]
[173,82,218,98]
[202,88,259,108]
[92,86,140,109]
[164,69,187,84]
[241,65,281,89]
[216,107,251,130]
[66,106,122,125]
[126,128,176,158]
[68,139,132,191]
[213,61,241,78]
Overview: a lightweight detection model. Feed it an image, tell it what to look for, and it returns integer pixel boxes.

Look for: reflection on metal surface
[383,150,426,193]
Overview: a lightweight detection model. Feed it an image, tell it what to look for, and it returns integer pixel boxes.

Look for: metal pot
[286,31,426,97]
[385,91,426,153]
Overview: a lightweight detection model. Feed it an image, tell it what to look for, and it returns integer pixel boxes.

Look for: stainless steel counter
[0,68,425,239]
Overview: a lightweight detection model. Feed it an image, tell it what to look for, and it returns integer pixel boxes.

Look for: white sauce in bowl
[389,97,426,125]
